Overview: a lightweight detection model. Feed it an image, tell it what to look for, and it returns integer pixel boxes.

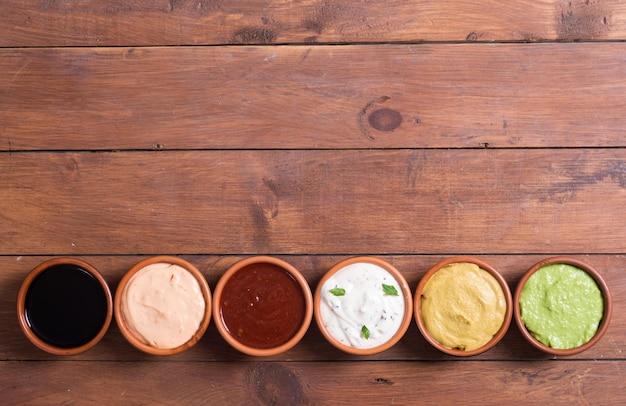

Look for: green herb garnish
[329,287,346,296]
[361,325,370,339]
[382,283,398,296]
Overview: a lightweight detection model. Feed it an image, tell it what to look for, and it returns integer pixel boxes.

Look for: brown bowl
[314,257,413,355]
[213,256,313,357]
[514,256,612,356]
[414,257,512,356]
[115,256,211,355]
[17,258,113,355]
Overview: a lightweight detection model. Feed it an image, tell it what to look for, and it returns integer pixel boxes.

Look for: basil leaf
[382,283,398,296]
[329,287,346,296]
[361,325,370,339]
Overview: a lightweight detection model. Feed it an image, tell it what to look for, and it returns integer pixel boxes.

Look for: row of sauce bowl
[16,255,612,357]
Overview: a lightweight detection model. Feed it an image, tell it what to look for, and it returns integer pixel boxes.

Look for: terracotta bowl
[213,256,313,357]
[115,256,212,355]
[514,256,612,356]
[414,257,512,356]
[314,257,413,355]
[17,258,113,355]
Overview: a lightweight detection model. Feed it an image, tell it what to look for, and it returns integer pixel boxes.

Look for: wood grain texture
[2,150,625,255]
[3,44,626,150]
[2,0,626,403]
[1,0,625,46]
[1,360,625,405]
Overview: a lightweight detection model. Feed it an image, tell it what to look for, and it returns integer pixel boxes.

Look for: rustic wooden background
[1,0,625,404]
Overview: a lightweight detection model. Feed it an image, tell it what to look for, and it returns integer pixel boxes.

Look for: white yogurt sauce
[319,262,405,349]
[121,262,206,349]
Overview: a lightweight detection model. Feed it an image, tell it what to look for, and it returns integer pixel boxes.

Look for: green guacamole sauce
[520,264,603,349]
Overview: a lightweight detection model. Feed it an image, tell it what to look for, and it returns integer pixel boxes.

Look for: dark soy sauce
[25,264,108,348]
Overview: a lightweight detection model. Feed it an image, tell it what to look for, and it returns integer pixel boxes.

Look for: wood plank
[3,44,626,151]
[1,360,625,404]
[2,252,624,362]
[1,1,625,46]
[1,150,625,255]
[3,2,625,405]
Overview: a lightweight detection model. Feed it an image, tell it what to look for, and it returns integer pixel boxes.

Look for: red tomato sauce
[219,262,306,349]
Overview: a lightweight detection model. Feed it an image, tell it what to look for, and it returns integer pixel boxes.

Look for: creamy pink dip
[120,262,206,349]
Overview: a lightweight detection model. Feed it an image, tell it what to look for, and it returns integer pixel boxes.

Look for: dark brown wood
[1,0,626,46]
[2,1,626,404]
[2,360,625,404]
[3,44,626,150]
[1,150,624,255]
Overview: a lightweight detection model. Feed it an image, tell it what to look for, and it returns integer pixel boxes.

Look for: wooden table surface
[2,1,626,404]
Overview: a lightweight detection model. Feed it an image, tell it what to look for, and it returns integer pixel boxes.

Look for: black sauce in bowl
[24,264,109,348]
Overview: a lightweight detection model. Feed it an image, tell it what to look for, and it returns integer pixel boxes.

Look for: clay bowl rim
[212,255,313,357]
[16,257,113,356]
[513,256,612,356]
[314,256,413,356]
[414,256,513,357]
[114,256,212,356]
